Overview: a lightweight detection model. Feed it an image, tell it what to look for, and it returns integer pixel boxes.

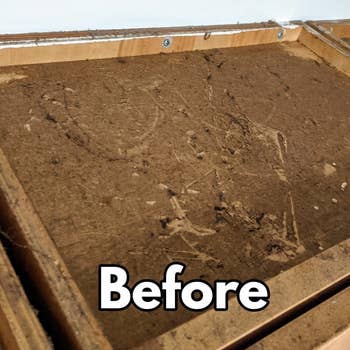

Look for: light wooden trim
[248,287,350,350]
[317,325,350,350]
[314,19,350,25]
[307,22,350,51]
[320,24,350,39]
[298,24,350,78]
[0,148,112,350]
[0,242,51,350]
[136,239,350,350]
[0,25,301,67]
[313,20,350,39]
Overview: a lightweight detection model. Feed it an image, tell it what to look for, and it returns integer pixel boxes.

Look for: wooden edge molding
[136,239,350,350]
[0,242,51,350]
[311,20,350,39]
[248,287,350,349]
[0,22,280,42]
[313,19,350,25]
[307,21,350,51]
[0,24,301,67]
[317,324,350,350]
[0,148,112,350]
[298,24,350,78]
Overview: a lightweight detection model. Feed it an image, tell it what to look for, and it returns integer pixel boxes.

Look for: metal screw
[204,32,211,40]
[162,37,172,48]
[277,29,284,40]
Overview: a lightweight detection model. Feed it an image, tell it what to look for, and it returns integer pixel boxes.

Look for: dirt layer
[0,42,350,349]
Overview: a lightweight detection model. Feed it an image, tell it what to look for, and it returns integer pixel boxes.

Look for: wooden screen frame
[0,21,349,349]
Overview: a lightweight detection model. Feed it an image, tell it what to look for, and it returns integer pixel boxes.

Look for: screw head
[277,29,284,40]
[162,37,172,48]
[204,32,211,40]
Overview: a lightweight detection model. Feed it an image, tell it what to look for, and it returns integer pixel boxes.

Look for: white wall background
[1,0,349,34]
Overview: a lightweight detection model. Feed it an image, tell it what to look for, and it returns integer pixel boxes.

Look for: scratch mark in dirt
[168,196,216,237]
[159,187,217,263]
[0,73,27,85]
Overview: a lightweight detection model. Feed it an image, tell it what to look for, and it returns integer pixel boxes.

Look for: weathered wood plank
[0,25,301,67]
[248,287,350,350]
[0,148,112,350]
[298,24,350,78]
[0,242,51,350]
[136,240,350,350]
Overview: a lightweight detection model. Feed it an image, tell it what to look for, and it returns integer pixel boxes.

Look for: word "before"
[99,263,270,312]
